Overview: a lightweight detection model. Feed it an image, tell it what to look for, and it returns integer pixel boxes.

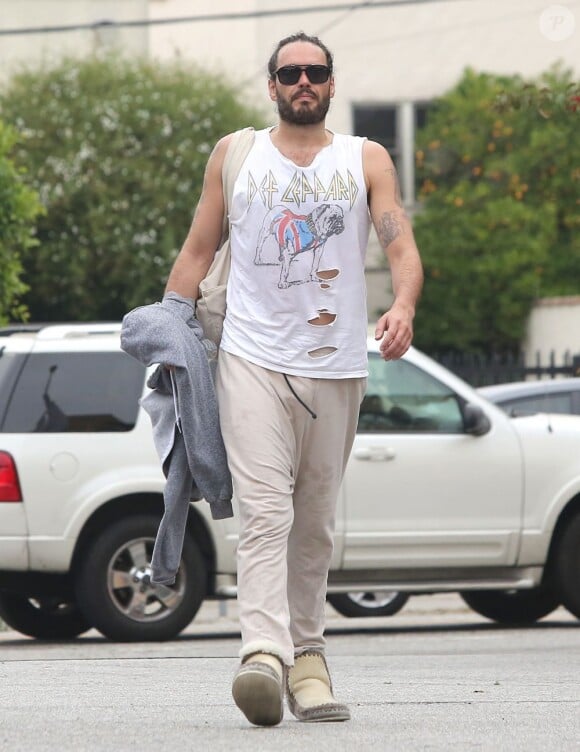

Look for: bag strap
[220,126,255,242]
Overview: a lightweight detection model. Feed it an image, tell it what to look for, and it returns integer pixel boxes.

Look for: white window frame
[352,100,431,208]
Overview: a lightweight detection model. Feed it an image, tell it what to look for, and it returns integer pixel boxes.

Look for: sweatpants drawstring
[283,373,317,420]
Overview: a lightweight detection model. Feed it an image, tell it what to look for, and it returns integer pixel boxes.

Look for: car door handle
[353,447,396,461]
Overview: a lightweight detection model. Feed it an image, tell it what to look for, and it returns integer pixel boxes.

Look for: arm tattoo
[377,210,404,249]
[385,167,403,208]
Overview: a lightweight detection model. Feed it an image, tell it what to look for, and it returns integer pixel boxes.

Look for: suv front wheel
[74,514,206,641]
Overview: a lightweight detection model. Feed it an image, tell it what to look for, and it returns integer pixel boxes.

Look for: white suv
[1,323,579,641]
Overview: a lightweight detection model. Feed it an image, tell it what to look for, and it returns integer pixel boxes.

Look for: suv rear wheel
[460,586,560,624]
[0,593,90,639]
[74,514,206,641]
[328,591,409,618]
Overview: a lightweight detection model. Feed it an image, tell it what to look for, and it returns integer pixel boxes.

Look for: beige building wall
[148,0,579,133]
[4,1,576,126]
[0,0,149,78]
[525,297,580,366]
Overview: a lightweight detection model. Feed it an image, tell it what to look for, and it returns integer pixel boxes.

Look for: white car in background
[479,378,580,417]
[0,323,579,640]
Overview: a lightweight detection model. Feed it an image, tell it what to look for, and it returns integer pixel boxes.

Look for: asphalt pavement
[1,594,579,751]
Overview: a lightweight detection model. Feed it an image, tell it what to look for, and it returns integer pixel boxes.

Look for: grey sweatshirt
[121,292,233,585]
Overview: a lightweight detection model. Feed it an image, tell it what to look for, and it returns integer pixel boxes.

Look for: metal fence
[430,350,580,387]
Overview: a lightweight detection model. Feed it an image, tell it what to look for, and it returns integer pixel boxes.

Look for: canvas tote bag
[196,127,255,346]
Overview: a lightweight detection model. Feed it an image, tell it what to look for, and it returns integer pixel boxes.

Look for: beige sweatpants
[216,350,366,667]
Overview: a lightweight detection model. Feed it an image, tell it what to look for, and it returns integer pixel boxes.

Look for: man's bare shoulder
[210,128,256,172]
[363,139,393,165]
[361,140,396,192]
[208,133,234,168]
[216,132,235,150]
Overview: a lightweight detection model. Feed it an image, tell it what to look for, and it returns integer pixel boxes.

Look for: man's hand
[374,302,414,360]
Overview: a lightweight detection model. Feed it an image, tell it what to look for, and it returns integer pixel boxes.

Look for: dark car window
[0,350,27,426]
[1,352,146,433]
[358,354,464,433]
[502,392,575,417]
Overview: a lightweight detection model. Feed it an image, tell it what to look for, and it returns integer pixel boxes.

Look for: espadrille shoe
[287,650,350,722]
[232,652,284,726]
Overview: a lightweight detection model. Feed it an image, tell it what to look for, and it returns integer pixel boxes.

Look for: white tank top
[220,128,370,378]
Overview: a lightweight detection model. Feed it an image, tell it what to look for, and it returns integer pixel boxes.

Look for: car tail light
[0,451,22,502]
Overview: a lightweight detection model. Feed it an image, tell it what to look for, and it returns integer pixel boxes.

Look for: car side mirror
[463,402,491,436]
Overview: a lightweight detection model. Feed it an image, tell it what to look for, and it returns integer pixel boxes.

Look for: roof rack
[0,322,122,340]
[0,324,45,337]
[36,323,122,340]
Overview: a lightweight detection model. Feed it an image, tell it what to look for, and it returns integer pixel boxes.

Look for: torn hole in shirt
[308,346,338,359]
[317,269,339,290]
[308,310,337,326]
[316,269,340,280]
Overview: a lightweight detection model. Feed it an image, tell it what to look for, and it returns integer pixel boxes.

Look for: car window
[0,350,26,426]
[501,392,575,416]
[1,352,145,433]
[358,354,464,433]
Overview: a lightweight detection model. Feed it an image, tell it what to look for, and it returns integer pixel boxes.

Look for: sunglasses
[273,64,331,86]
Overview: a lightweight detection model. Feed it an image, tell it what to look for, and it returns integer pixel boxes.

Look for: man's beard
[277,90,331,125]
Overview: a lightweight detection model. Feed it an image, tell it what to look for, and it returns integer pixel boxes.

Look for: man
[165,32,423,726]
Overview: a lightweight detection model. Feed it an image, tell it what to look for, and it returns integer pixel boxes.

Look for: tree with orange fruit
[413,65,579,355]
